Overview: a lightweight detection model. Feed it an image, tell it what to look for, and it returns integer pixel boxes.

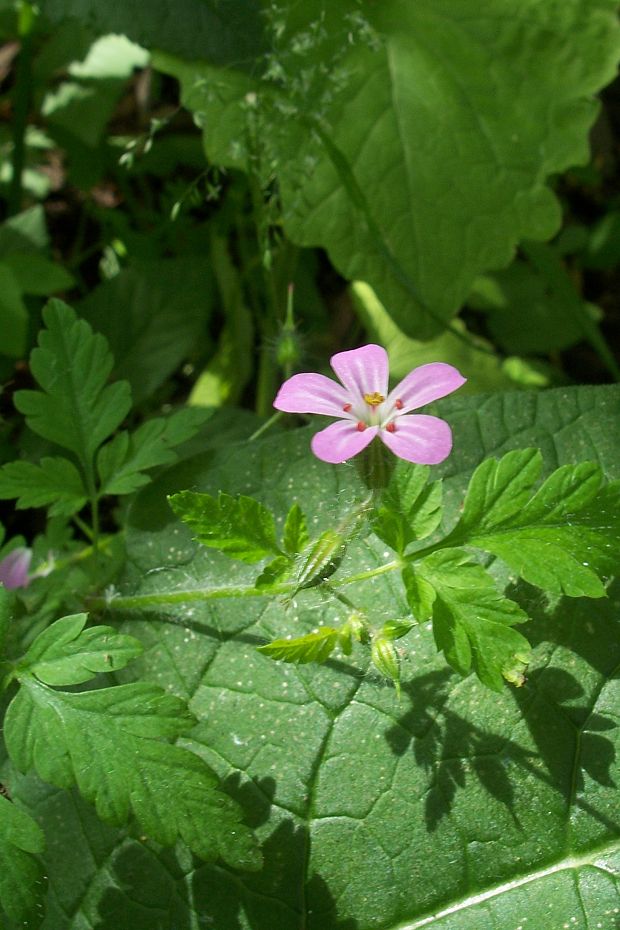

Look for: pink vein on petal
[379,414,453,464]
[273,372,352,416]
[386,363,467,414]
[330,344,389,402]
[311,421,379,463]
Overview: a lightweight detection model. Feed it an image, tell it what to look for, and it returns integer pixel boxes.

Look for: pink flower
[274,344,466,464]
[0,547,32,590]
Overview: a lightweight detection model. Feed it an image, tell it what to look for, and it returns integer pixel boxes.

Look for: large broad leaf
[155,0,620,338]
[6,383,619,928]
[38,0,266,67]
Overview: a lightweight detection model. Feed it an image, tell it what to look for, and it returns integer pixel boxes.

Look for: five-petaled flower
[273,344,466,464]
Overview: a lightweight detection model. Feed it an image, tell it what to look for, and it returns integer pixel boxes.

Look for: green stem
[87,582,294,612]
[72,513,94,542]
[8,1,36,216]
[322,583,361,612]
[355,439,395,491]
[249,411,285,441]
[90,496,100,550]
[36,532,119,578]
[255,340,278,418]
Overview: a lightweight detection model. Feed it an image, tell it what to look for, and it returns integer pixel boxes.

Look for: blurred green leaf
[97,408,210,496]
[14,300,132,469]
[0,794,45,924]
[0,457,87,516]
[4,253,75,296]
[351,281,550,391]
[0,262,28,358]
[189,235,253,409]
[80,258,213,404]
[0,207,49,255]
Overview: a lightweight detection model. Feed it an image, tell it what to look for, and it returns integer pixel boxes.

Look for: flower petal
[386,363,466,414]
[273,372,352,416]
[379,414,453,464]
[0,547,32,590]
[311,420,379,464]
[330,344,389,402]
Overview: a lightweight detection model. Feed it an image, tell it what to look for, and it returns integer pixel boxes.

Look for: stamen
[342,403,352,412]
[356,421,367,432]
[363,392,385,406]
[394,399,404,410]
[386,422,396,433]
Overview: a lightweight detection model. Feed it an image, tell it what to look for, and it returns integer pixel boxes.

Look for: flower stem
[355,439,395,490]
[249,411,285,441]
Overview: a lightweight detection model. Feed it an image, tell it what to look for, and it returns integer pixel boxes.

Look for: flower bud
[371,634,401,697]
[276,330,303,370]
[0,547,32,590]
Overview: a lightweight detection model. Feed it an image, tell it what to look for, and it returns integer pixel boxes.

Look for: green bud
[276,331,302,369]
[293,530,346,592]
[371,635,401,697]
[339,611,370,654]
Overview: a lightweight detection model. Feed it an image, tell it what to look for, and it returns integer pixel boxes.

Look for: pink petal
[273,372,352,417]
[0,547,32,590]
[311,420,379,464]
[387,363,466,414]
[330,344,389,402]
[379,414,453,464]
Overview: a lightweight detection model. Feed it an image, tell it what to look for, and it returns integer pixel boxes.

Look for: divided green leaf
[254,555,293,589]
[258,627,341,664]
[402,563,437,621]
[282,502,309,556]
[416,548,531,691]
[15,613,143,685]
[373,465,442,554]
[5,678,260,869]
[445,449,620,597]
[97,407,209,496]
[169,489,284,563]
[14,300,132,468]
[0,456,87,516]
[0,794,45,923]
